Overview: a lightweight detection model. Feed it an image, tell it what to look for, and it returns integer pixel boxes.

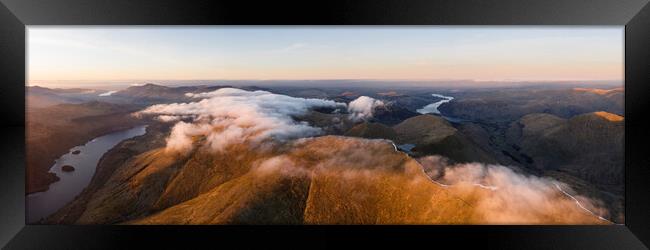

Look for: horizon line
[27,78,624,83]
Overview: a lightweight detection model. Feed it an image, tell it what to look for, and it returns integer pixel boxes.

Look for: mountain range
[27,83,624,224]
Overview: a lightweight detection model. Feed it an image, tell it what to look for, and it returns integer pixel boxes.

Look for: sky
[27,26,624,87]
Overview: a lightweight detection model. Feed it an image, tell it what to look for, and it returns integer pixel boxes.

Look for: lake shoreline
[26,124,140,195]
[43,122,171,225]
[26,114,146,195]
[27,125,148,223]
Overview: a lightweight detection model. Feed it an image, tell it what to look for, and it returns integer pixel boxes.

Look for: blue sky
[28,26,623,85]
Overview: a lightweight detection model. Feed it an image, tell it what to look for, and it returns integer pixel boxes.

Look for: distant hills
[503,111,625,221]
[439,87,624,122]
[110,83,224,104]
[27,84,268,108]
[506,111,624,187]
[573,87,623,96]
[26,86,99,108]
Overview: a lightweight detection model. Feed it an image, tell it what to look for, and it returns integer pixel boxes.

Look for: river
[416,93,465,123]
[26,125,147,223]
[416,93,454,115]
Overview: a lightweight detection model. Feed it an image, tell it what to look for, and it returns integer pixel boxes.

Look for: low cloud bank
[139,88,345,153]
[417,156,610,224]
[139,90,390,153]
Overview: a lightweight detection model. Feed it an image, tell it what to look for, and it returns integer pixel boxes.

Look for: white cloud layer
[139,88,345,153]
[347,96,384,122]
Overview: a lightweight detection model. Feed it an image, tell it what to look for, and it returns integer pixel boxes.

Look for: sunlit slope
[69,135,604,225]
[128,136,469,224]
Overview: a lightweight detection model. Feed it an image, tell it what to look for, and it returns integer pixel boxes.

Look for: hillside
[505,111,624,222]
[506,111,624,186]
[46,135,605,225]
[345,122,398,140]
[26,86,100,108]
[439,87,624,122]
[45,122,171,224]
[371,103,420,126]
[393,115,496,163]
[26,101,146,194]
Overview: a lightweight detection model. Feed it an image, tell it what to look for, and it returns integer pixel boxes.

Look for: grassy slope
[53,135,602,225]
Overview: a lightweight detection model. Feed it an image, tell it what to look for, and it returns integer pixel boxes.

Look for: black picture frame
[1,0,649,249]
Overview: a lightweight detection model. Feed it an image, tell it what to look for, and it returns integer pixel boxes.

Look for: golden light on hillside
[594,111,624,122]
[573,87,624,95]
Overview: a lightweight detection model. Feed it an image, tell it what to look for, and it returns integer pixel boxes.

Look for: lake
[26,125,147,223]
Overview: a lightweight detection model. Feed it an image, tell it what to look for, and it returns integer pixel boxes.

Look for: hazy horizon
[28,26,623,88]
[26,79,624,91]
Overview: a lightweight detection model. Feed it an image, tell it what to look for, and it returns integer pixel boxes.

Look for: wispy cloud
[271,42,308,53]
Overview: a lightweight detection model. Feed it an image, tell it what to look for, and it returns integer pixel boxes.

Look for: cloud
[253,155,311,178]
[165,122,213,153]
[138,88,345,153]
[98,90,117,97]
[416,155,610,224]
[155,115,195,123]
[273,43,307,53]
[280,43,307,52]
[347,96,384,122]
